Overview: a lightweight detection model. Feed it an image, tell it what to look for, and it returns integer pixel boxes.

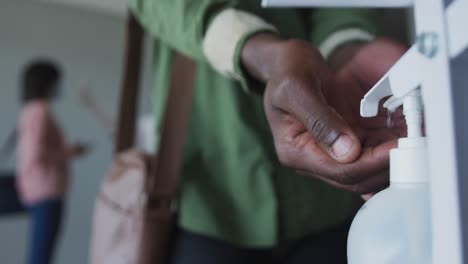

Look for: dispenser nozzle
[383,96,404,113]
[360,77,393,117]
[360,45,426,118]
[359,45,428,185]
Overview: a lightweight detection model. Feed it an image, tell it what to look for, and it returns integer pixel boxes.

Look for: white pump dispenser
[347,45,432,264]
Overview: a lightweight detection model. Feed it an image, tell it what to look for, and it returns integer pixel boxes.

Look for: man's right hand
[241,33,396,195]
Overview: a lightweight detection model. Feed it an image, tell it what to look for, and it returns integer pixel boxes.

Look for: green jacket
[129,0,379,248]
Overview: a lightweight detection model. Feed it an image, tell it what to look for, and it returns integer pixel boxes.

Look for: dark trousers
[0,172,25,215]
[171,223,349,264]
[27,198,64,264]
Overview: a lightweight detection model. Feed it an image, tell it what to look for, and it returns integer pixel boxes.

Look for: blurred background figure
[16,60,89,264]
[0,3,155,262]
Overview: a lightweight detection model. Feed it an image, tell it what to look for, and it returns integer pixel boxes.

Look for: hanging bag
[0,129,25,215]
[89,10,196,264]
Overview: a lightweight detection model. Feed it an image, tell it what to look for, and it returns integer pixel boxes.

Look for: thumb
[292,88,361,163]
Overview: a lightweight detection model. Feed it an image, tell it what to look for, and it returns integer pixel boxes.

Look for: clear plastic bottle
[347,182,431,264]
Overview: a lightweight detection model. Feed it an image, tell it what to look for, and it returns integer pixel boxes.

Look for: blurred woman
[17,60,87,264]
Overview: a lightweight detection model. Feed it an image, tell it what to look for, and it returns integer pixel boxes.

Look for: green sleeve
[310,8,381,47]
[128,0,237,61]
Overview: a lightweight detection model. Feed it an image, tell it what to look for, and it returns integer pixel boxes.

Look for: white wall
[0,1,154,263]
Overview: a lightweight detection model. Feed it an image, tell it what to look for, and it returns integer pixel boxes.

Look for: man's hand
[329,38,408,198]
[328,38,408,146]
[241,34,406,195]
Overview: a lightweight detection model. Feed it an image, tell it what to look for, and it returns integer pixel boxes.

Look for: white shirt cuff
[319,28,375,59]
[202,9,277,80]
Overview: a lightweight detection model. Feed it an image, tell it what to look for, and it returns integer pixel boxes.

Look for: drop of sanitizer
[386,109,395,128]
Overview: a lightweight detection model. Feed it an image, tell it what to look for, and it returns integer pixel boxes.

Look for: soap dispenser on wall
[347,45,432,264]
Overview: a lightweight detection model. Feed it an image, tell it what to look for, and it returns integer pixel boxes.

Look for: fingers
[301,99,359,163]
[333,140,396,182]
[269,78,361,163]
[294,140,397,194]
[318,169,389,194]
[296,168,389,195]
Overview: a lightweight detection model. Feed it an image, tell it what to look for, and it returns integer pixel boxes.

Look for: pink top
[17,101,69,204]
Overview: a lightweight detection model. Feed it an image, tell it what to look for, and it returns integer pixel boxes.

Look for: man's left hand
[327,38,409,198]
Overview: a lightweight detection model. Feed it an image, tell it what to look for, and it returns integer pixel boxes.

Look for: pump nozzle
[360,45,426,118]
[359,44,428,183]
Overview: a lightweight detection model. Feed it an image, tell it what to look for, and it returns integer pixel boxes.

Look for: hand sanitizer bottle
[347,46,432,264]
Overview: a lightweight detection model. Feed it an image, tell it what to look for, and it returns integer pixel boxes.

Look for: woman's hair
[22,60,62,103]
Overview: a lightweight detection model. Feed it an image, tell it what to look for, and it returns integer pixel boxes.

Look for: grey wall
[446,0,468,260]
[452,47,468,264]
[0,1,154,263]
